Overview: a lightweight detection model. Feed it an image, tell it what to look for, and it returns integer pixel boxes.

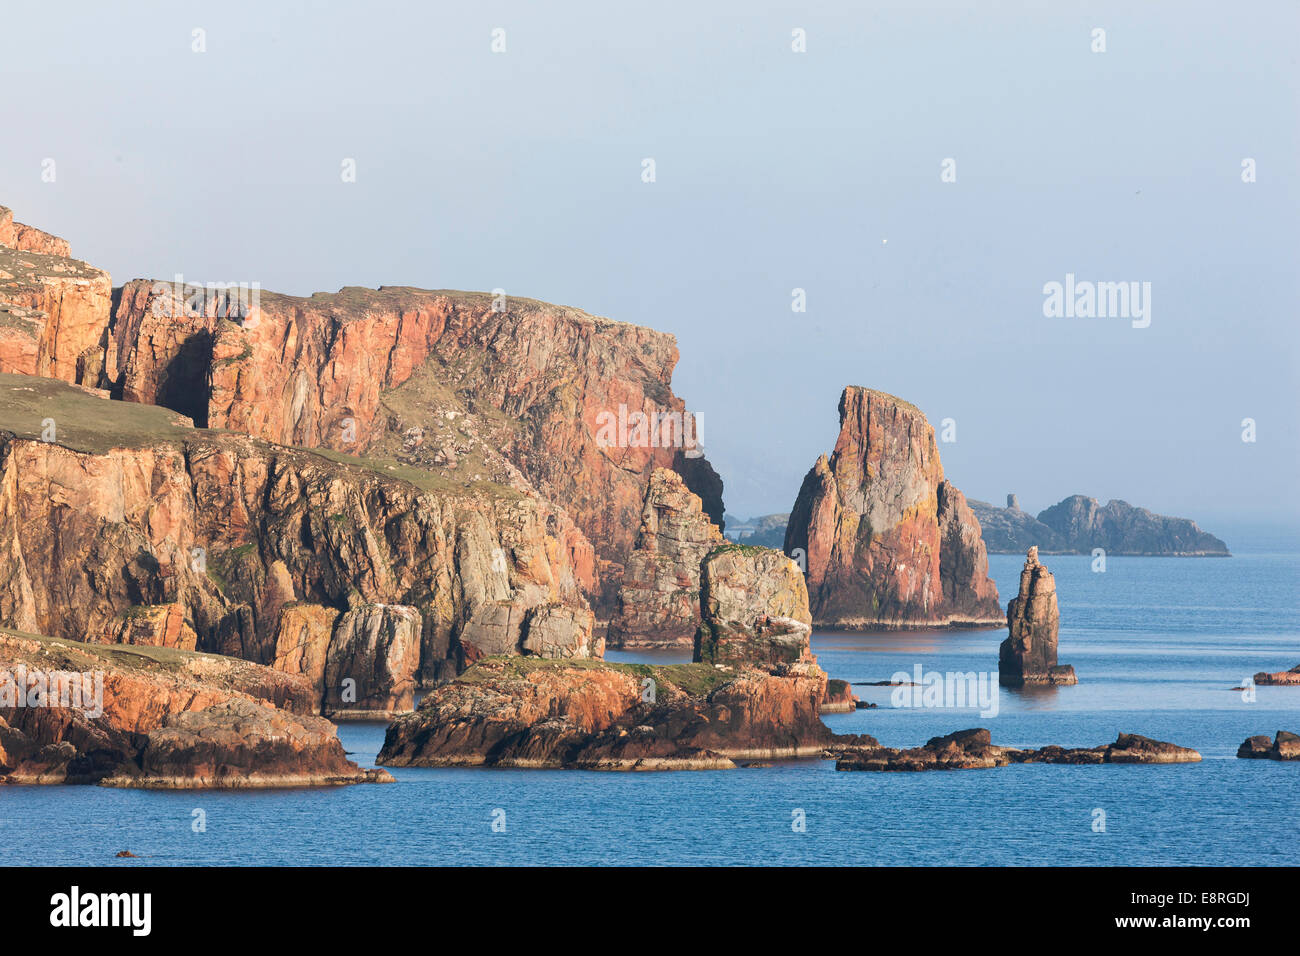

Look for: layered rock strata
[0,628,390,787]
[784,387,1001,628]
[998,548,1076,686]
[0,374,595,713]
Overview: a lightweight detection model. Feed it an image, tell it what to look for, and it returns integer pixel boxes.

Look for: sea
[3,553,1297,866]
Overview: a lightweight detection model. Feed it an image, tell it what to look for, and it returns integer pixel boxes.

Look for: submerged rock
[784,386,1001,629]
[999,547,1076,686]
[1237,731,1300,761]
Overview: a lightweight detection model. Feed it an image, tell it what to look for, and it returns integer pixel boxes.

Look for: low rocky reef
[1237,731,1299,761]
[1254,665,1300,686]
[380,544,863,770]
[833,729,1201,771]
[969,494,1229,556]
[999,547,1076,686]
[0,629,391,788]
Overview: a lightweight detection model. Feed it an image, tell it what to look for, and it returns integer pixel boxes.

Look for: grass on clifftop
[0,626,230,673]
[0,373,520,501]
[457,656,733,698]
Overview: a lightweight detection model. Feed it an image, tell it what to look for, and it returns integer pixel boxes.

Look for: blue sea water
[2,553,1297,866]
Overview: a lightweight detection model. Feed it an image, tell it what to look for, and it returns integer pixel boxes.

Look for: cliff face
[0,208,111,384]
[103,280,723,609]
[784,387,1001,628]
[998,547,1075,686]
[0,629,390,787]
[379,542,838,770]
[969,495,1229,556]
[0,374,595,713]
[607,468,723,647]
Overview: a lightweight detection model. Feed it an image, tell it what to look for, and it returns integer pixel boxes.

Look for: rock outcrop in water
[969,494,1229,556]
[999,548,1076,686]
[0,374,594,713]
[833,729,1201,771]
[607,468,723,647]
[0,629,390,787]
[378,544,847,770]
[783,386,1001,629]
[1237,731,1299,760]
[1253,665,1300,686]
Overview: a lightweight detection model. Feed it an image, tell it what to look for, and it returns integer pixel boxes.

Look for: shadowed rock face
[833,729,1201,771]
[0,629,390,787]
[0,208,111,385]
[784,386,1001,629]
[608,468,723,647]
[0,374,594,712]
[379,542,839,770]
[102,280,723,610]
[1237,731,1300,761]
[999,548,1076,686]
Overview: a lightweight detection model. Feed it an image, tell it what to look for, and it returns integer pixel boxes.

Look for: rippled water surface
[4,553,1297,865]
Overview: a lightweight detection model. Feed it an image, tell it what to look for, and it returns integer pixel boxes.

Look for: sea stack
[784,386,1002,629]
[999,547,1076,686]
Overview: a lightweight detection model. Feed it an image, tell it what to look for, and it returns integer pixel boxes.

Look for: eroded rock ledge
[832,729,1201,771]
[0,629,390,787]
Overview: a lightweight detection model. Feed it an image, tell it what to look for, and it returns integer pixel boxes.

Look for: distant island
[968,494,1229,556]
[727,493,1229,557]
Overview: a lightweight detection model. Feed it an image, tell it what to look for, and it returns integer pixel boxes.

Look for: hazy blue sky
[3,1,1297,545]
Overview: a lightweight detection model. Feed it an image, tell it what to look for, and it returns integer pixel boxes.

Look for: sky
[2,1,1297,548]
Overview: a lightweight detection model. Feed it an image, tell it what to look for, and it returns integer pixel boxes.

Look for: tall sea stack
[999,547,1077,686]
[784,386,1002,628]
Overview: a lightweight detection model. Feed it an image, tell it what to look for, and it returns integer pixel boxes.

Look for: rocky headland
[0,628,390,787]
[378,544,862,769]
[998,547,1077,686]
[969,494,1229,556]
[784,386,1002,629]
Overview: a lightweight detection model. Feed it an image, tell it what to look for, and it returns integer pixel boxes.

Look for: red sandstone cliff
[103,280,723,609]
[0,206,111,384]
[784,386,1001,628]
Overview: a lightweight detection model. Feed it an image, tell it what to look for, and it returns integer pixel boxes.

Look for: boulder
[693,545,813,670]
[834,729,1200,771]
